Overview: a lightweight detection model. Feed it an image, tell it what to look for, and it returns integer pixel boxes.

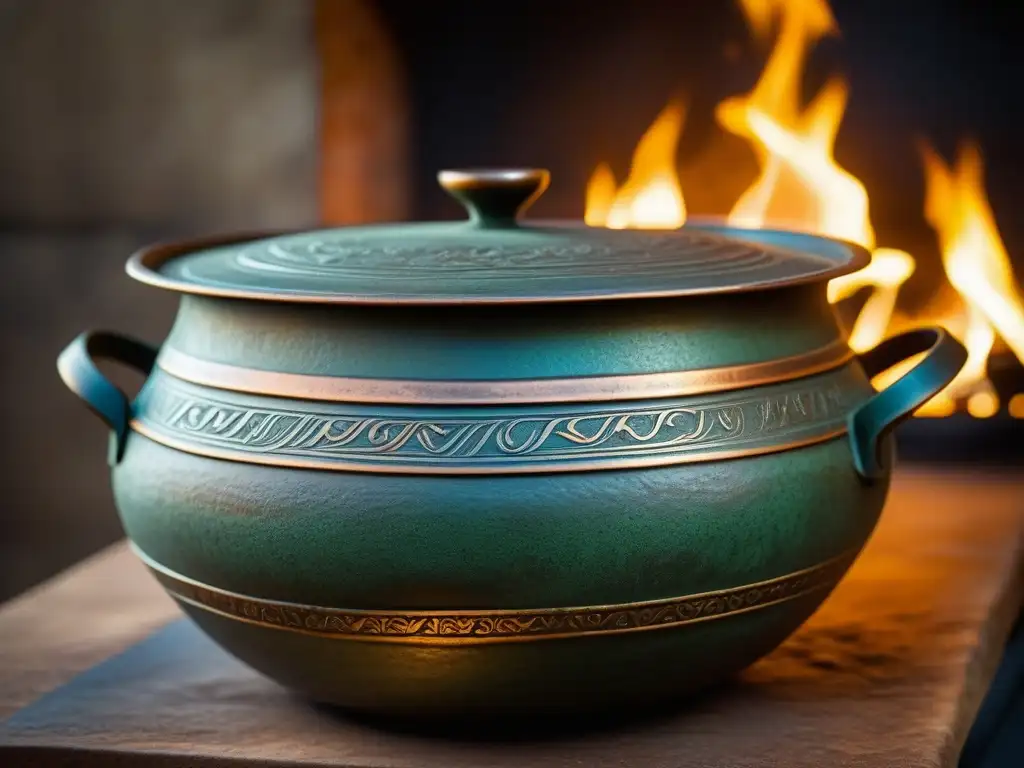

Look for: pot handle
[57,331,159,466]
[848,327,967,481]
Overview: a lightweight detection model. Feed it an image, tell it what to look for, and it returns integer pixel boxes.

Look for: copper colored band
[156,340,854,406]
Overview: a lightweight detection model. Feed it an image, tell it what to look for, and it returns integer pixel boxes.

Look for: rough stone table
[1,466,1023,767]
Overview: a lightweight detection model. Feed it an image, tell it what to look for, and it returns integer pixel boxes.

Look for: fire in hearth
[584,0,1024,418]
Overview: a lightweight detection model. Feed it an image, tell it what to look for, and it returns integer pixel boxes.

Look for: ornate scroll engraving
[132,374,849,473]
[137,546,856,644]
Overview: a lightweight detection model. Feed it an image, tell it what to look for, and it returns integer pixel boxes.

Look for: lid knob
[438,168,550,229]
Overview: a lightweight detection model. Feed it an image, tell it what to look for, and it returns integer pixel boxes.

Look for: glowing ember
[582,0,1024,418]
[1010,394,1024,420]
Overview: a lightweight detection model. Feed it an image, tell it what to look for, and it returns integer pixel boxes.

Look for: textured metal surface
[125,174,870,304]
[56,332,158,465]
[848,328,969,479]
[160,284,847,381]
[96,428,889,714]
[129,223,862,304]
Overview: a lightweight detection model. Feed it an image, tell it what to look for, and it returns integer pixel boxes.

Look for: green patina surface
[147,220,864,304]
[56,172,966,716]
[113,433,887,612]
[111,427,888,714]
[164,286,843,380]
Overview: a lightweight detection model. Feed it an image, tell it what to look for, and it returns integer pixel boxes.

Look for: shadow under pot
[57,168,967,720]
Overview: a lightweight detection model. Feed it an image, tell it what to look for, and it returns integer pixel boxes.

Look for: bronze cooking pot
[57,168,967,718]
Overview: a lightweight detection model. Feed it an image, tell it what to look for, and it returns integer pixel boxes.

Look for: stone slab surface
[1,467,1023,767]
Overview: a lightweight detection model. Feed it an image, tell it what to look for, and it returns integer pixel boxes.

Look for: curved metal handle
[848,327,967,481]
[437,168,550,229]
[57,331,158,465]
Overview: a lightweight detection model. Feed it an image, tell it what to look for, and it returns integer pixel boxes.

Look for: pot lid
[127,168,870,305]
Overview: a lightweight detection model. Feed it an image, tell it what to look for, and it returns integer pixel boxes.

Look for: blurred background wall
[0,0,1020,602]
[0,0,410,601]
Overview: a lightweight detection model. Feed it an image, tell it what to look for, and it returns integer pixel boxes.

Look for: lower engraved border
[134,544,857,645]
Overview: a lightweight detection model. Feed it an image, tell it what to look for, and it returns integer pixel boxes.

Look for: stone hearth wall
[0,0,406,601]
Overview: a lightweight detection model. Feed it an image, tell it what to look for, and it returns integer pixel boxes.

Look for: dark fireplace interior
[388,0,1024,439]
[389,2,1022,240]
[0,0,1022,602]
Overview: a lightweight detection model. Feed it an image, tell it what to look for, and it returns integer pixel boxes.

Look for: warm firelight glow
[1010,394,1024,420]
[715,0,915,354]
[716,0,871,247]
[918,142,1024,414]
[584,101,687,230]
[582,0,1024,417]
[829,248,916,353]
[923,142,1024,365]
[873,143,1024,417]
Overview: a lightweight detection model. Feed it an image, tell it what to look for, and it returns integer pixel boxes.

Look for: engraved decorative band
[156,340,853,406]
[130,369,858,475]
[134,544,856,645]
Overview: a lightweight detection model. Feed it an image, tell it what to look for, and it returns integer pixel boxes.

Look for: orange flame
[873,144,1024,418]
[715,0,869,245]
[715,0,916,354]
[918,142,1024,416]
[582,0,1024,417]
[829,247,916,353]
[584,101,687,229]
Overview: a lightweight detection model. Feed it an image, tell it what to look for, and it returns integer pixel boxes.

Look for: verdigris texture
[57,168,967,717]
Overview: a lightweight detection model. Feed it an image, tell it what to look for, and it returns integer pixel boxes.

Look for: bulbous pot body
[115,421,887,717]
[56,187,967,719]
